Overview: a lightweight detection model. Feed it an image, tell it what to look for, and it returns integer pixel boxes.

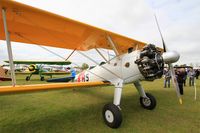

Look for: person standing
[195,69,199,79]
[175,68,185,95]
[164,69,171,88]
[70,68,76,82]
[183,68,187,86]
[188,68,195,86]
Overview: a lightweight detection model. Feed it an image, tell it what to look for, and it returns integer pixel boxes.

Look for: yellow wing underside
[0,81,110,94]
[0,0,147,54]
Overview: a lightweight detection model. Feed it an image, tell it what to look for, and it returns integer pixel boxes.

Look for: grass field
[0,75,200,133]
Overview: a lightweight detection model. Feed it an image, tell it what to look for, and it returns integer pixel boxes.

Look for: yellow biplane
[0,0,181,128]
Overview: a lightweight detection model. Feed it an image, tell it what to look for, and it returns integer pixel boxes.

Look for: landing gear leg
[26,73,33,81]
[102,79,123,128]
[40,76,45,81]
[133,81,156,110]
[39,72,45,81]
[26,76,30,81]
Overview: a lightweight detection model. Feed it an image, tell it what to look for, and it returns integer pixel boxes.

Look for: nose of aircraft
[162,51,180,64]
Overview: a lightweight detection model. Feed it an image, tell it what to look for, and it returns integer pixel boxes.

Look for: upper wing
[0,0,149,55]
[4,60,71,65]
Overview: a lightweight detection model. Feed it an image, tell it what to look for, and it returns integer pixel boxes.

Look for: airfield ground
[0,75,199,133]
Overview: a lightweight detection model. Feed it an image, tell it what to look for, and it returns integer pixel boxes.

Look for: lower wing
[0,81,110,94]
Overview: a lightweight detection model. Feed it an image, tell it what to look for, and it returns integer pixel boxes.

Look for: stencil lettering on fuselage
[77,72,89,82]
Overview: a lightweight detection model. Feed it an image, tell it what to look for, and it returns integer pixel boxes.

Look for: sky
[0,0,200,66]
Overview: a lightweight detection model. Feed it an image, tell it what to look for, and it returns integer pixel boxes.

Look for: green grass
[0,75,200,133]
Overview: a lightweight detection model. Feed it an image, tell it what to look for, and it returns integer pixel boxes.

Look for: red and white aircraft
[0,1,181,128]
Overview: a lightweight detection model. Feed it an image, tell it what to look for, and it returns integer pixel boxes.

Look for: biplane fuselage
[76,50,143,84]
[75,43,167,85]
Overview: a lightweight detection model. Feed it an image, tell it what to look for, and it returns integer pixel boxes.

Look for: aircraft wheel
[102,103,122,128]
[140,93,156,110]
[26,76,30,81]
[40,77,45,81]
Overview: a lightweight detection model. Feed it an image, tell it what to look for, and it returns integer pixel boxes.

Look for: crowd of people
[163,67,199,95]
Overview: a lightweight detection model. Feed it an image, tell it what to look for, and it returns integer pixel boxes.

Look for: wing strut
[135,43,139,50]
[65,49,76,61]
[107,36,119,56]
[2,8,16,86]
[95,48,108,63]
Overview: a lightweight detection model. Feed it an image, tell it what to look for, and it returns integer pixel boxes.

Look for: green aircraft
[4,60,71,81]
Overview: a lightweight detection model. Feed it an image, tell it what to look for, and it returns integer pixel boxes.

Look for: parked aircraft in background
[4,60,71,81]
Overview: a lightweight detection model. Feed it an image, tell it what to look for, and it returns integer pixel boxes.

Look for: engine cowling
[135,44,164,81]
[28,64,37,71]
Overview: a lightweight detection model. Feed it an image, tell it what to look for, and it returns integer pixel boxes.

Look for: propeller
[154,15,167,52]
[154,15,182,104]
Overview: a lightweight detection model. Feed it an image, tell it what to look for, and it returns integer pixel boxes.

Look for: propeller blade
[169,64,183,104]
[154,15,167,52]
[154,14,181,104]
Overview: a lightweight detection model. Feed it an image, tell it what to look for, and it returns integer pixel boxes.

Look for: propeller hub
[162,51,180,64]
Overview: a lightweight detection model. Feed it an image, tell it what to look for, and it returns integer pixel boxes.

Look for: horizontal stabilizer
[47,76,73,82]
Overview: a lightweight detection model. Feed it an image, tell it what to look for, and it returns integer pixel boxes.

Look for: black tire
[102,103,122,128]
[140,93,156,110]
[26,76,30,81]
[40,76,45,81]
